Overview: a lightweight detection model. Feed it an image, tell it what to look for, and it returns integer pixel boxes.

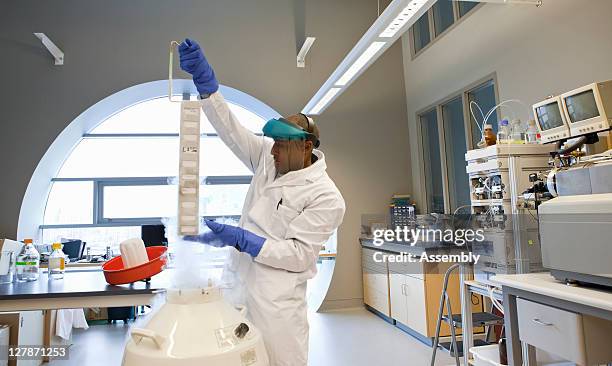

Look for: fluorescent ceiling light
[335,42,386,86]
[460,0,541,4]
[310,88,341,115]
[380,0,428,38]
[302,0,436,115]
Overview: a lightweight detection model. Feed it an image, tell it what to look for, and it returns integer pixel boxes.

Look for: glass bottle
[16,239,40,282]
[510,119,525,144]
[49,242,66,280]
[524,119,539,144]
[496,119,510,144]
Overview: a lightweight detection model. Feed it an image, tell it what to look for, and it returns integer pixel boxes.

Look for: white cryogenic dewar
[122,287,269,366]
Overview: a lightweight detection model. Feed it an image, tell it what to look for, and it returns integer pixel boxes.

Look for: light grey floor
[48,307,456,366]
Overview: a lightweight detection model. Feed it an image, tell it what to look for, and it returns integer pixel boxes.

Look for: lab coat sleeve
[254,191,346,272]
[201,92,268,173]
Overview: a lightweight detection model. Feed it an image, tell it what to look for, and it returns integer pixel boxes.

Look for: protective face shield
[263,118,312,175]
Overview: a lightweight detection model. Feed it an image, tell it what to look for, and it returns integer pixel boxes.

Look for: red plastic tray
[102,246,167,285]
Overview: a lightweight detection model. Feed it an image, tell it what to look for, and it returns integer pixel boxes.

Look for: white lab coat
[201,92,346,366]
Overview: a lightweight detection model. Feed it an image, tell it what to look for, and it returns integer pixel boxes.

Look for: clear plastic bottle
[49,242,66,280]
[510,119,525,144]
[16,239,40,282]
[524,119,539,144]
[496,119,510,144]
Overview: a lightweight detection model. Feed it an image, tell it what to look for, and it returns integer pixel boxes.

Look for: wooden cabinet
[363,247,484,338]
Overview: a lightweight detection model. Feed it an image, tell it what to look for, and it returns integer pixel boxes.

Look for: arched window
[27,81,278,254]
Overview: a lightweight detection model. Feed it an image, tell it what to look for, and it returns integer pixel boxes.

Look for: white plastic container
[470,345,502,366]
[119,238,149,269]
[470,345,574,366]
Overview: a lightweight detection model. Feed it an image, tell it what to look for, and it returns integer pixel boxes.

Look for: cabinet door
[17,311,44,366]
[389,272,407,325]
[404,276,428,336]
[363,271,390,316]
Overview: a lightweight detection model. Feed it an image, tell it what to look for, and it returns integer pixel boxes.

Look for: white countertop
[492,272,612,312]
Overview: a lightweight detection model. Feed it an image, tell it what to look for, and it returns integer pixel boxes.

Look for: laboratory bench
[492,273,612,366]
[0,268,168,312]
[360,238,484,344]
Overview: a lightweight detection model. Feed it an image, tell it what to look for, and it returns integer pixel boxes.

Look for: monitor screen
[535,101,565,131]
[564,90,600,123]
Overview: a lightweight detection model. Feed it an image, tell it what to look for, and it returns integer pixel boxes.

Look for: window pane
[420,110,444,213]
[433,0,455,37]
[467,81,498,148]
[413,12,431,53]
[90,98,266,134]
[44,182,93,224]
[201,139,252,176]
[201,185,250,216]
[41,226,141,256]
[441,97,470,210]
[57,137,179,178]
[103,185,177,219]
[458,1,478,17]
[91,98,181,134]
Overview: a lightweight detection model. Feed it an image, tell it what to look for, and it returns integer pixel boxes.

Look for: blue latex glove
[178,38,219,96]
[183,220,265,257]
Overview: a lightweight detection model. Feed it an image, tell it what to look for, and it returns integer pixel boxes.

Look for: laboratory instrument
[464,144,554,283]
[532,96,571,143]
[122,287,269,366]
[560,80,612,138]
[15,238,40,282]
[538,159,612,287]
[48,242,66,280]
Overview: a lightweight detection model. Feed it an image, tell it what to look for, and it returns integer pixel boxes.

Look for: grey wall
[400,0,612,210]
[0,1,412,308]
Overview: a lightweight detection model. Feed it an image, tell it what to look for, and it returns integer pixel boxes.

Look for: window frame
[40,175,251,229]
[415,73,500,214]
[409,0,483,59]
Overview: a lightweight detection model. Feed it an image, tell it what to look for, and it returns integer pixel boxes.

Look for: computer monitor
[560,80,612,137]
[141,225,168,247]
[61,240,84,261]
[532,96,571,144]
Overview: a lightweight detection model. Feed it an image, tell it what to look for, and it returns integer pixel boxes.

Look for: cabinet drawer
[388,259,424,280]
[517,298,585,364]
[363,272,388,293]
[362,248,386,271]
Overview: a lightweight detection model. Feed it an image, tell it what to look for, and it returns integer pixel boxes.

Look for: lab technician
[180,39,346,366]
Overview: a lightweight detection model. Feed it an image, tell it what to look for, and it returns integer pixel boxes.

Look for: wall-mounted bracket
[297,37,316,68]
[33,33,64,65]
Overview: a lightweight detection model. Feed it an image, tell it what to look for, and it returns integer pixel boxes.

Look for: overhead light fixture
[303,0,542,115]
[309,88,341,115]
[302,0,435,115]
[380,0,428,38]
[460,0,541,4]
[336,42,386,86]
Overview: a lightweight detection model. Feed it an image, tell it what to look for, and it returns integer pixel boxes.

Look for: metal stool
[430,264,504,365]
